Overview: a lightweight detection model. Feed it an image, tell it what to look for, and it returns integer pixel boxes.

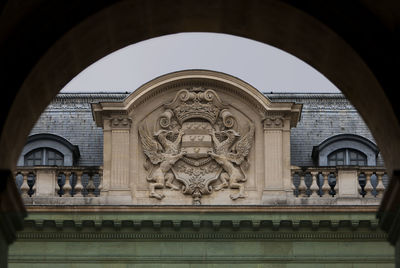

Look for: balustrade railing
[15,166,102,198]
[15,165,387,203]
[291,166,388,198]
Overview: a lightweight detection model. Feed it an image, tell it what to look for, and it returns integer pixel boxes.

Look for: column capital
[263,115,285,129]
[110,115,132,129]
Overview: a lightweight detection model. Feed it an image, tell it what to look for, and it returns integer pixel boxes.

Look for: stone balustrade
[15,166,102,198]
[14,165,388,206]
[291,166,388,199]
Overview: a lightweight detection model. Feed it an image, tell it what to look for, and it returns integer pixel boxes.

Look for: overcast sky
[61,32,340,93]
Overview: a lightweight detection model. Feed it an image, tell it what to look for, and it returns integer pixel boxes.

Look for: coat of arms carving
[139,88,254,204]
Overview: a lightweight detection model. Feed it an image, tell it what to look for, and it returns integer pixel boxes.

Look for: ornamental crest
[139,88,254,204]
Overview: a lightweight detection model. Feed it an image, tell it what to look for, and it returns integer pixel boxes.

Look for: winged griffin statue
[138,88,255,204]
[139,124,185,200]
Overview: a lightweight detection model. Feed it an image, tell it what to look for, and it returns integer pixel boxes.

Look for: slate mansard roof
[26,92,384,167]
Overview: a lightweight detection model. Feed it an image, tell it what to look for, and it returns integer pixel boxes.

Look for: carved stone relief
[263,116,285,129]
[138,88,255,204]
[110,116,132,128]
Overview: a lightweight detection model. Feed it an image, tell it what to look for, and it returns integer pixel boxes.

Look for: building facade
[8,71,394,267]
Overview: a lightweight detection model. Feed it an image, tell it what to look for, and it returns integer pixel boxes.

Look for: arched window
[24,148,64,166]
[18,134,80,167]
[312,134,379,166]
[327,148,367,166]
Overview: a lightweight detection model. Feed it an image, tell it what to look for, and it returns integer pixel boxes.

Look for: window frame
[327,148,367,166]
[18,133,80,167]
[24,147,64,166]
[312,134,379,166]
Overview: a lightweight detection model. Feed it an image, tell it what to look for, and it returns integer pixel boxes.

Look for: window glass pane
[25,148,64,166]
[348,149,367,166]
[25,149,43,166]
[328,149,347,166]
[328,148,368,166]
[46,149,64,166]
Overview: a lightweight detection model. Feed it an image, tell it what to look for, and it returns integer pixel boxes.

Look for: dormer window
[18,133,80,166]
[24,148,64,166]
[312,134,379,166]
[327,148,367,166]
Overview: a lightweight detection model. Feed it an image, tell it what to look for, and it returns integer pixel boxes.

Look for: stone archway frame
[1,0,399,224]
[91,70,301,205]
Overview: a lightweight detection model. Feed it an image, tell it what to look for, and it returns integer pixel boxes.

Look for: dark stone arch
[1,0,399,176]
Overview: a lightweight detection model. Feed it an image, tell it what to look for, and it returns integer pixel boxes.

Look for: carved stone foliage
[138,88,255,204]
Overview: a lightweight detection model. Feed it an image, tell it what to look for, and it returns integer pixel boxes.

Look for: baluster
[292,172,300,197]
[370,172,378,197]
[382,173,390,189]
[87,174,96,197]
[63,171,72,197]
[74,171,83,197]
[81,173,89,197]
[98,170,103,195]
[298,173,307,197]
[69,172,77,197]
[375,171,386,196]
[364,171,374,197]
[27,172,36,197]
[304,173,312,197]
[310,171,320,196]
[15,173,24,194]
[358,172,367,197]
[32,174,37,196]
[321,172,330,196]
[20,172,30,197]
[57,172,66,197]
[93,173,101,197]
[55,172,61,196]
[328,172,337,197]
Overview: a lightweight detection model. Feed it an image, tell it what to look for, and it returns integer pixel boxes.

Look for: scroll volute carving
[110,116,132,129]
[138,87,255,205]
[263,115,285,129]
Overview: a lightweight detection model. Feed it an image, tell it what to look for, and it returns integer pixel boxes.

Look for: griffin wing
[228,123,255,165]
[138,123,164,164]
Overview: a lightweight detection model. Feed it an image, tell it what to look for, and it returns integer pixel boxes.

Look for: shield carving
[180,121,213,158]
[171,121,222,204]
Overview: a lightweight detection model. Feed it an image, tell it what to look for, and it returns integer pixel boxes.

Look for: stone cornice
[19,211,381,233]
[24,205,381,213]
[17,231,387,241]
[91,70,303,128]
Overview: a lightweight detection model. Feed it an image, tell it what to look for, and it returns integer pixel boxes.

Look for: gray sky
[61,33,340,93]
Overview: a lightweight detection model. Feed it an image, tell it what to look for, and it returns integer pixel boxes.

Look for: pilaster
[108,116,132,198]
[262,114,292,202]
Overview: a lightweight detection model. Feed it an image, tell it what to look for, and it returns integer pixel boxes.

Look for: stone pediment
[92,70,302,205]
